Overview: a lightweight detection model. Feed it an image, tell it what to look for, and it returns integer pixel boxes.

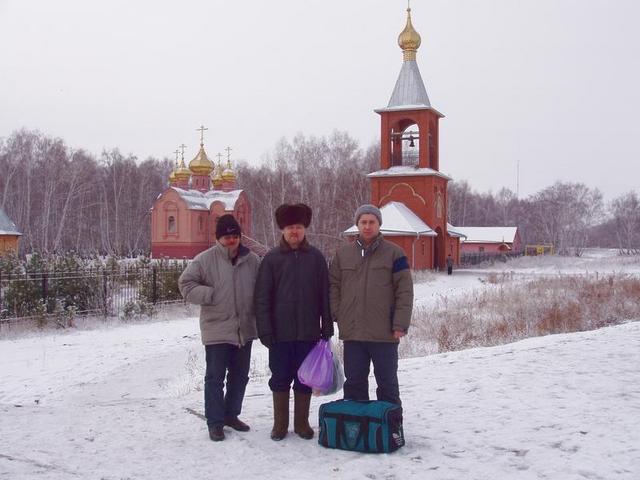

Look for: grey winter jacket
[329,235,413,343]
[178,243,260,346]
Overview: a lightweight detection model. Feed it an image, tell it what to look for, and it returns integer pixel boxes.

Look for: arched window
[168,215,176,233]
[401,124,419,166]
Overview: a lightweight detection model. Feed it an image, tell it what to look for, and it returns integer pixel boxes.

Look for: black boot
[208,425,225,442]
[224,416,250,432]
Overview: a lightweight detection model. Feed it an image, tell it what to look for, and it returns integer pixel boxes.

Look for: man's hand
[393,329,406,339]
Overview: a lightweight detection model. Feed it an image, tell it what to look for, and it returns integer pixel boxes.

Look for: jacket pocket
[370,265,392,288]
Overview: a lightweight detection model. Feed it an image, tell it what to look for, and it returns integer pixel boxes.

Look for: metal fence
[459,251,522,266]
[0,263,187,325]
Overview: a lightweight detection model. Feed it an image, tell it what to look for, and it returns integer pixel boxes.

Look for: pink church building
[151,137,253,259]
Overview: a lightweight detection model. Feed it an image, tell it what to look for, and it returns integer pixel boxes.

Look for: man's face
[283,224,306,248]
[219,234,240,254]
[357,214,380,243]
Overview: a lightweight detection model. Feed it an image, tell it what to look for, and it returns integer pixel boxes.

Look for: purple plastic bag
[297,340,334,392]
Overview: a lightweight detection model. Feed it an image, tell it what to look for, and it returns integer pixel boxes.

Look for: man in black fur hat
[254,203,334,441]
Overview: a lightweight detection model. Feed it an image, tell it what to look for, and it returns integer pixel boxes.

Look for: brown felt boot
[293,391,314,440]
[271,391,289,441]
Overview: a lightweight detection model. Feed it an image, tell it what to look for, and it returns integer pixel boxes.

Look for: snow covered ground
[1,252,640,479]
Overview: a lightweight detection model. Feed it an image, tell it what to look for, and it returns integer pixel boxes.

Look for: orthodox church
[150,129,254,259]
[344,7,463,270]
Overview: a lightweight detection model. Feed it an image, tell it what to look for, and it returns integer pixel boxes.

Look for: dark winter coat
[329,235,413,343]
[254,237,334,344]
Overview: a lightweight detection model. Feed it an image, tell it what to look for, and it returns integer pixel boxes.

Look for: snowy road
[1,317,639,479]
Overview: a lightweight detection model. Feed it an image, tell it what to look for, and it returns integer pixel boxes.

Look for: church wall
[384,235,434,270]
[0,235,20,255]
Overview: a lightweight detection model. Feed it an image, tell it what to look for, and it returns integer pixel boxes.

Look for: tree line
[1,129,638,257]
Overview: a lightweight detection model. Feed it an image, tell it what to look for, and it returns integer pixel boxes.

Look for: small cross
[225,146,232,161]
[179,143,187,161]
[173,149,180,166]
[216,152,223,164]
[196,125,208,145]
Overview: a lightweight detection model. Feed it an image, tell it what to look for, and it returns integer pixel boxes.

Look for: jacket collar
[279,235,310,253]
[355,234,383,258]
[214,242,251,263]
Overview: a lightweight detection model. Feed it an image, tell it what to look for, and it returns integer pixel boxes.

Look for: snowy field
[1,251,639,479]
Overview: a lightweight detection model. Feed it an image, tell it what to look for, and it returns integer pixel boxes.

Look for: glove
[259,335,274,349]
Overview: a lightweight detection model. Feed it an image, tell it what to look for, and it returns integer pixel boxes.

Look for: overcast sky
[1,0,639,200]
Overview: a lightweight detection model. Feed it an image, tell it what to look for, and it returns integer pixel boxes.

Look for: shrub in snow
[408,273,640,355]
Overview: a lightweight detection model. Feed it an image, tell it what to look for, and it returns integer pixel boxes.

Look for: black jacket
[255,237,333,343]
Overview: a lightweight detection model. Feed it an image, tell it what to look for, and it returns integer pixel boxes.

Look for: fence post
[103,269,108,317]
[152,266,157,305]
[42,272,49,313]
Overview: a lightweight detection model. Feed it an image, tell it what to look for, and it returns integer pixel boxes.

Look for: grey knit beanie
[354,204,382,226]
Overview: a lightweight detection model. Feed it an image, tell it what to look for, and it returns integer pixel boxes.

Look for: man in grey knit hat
[329,204,413,406]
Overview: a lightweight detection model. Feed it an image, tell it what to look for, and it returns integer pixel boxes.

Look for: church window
[168,216,176,233]
[401,124,419,167]
[198,216,204,232]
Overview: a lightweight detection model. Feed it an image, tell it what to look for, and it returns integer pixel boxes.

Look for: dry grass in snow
[404,273,640,357]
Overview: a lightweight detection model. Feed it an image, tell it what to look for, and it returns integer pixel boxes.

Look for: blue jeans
[343,341,401,405]
[204,342,252,427]
[268,341,316,393]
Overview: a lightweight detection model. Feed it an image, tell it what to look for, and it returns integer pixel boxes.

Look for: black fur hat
[275,203,312,229]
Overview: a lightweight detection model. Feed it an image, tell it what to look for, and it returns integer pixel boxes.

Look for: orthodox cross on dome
[225,146,232,161]
[179,143,187,162]
[216,152,223,163]
[173,148,180,166]
[196,125,208,146]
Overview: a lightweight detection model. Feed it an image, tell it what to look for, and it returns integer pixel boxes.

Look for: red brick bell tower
[365,6,461,270]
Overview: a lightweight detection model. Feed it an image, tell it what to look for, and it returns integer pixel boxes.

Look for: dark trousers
[268,341,316,393]
[343,341,401,406]
[204,342,252,427]
[447,266,453,275]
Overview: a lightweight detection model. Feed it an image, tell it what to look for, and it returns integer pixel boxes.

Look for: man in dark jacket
[255,203,333,441]
[178,214,260,442]
[329,204,413,406]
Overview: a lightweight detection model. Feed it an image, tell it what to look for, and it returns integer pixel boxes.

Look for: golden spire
[188,126,214,175]
[174,144,192,181]
[398,4,421,61]
[212,152,224,188]
[168,148,179,183]
[222,146,236,181]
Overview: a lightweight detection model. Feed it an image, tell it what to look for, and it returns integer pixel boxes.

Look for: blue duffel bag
[318,400,404,453]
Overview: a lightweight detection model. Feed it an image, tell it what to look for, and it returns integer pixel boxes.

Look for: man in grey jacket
[329,204,413,406]
[178,214,260,442]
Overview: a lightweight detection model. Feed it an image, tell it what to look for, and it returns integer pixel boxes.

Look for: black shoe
[224,417,250,432]
[208,425,225,442]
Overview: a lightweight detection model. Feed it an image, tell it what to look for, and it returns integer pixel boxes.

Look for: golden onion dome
[212,172,224,188]
[211,162,224,188]
[221,158,236,181]
[398,7,421,61]
[189,144,214,175]
[174,155,192,180]
[222,167,236,181]
[168,169,177,183]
